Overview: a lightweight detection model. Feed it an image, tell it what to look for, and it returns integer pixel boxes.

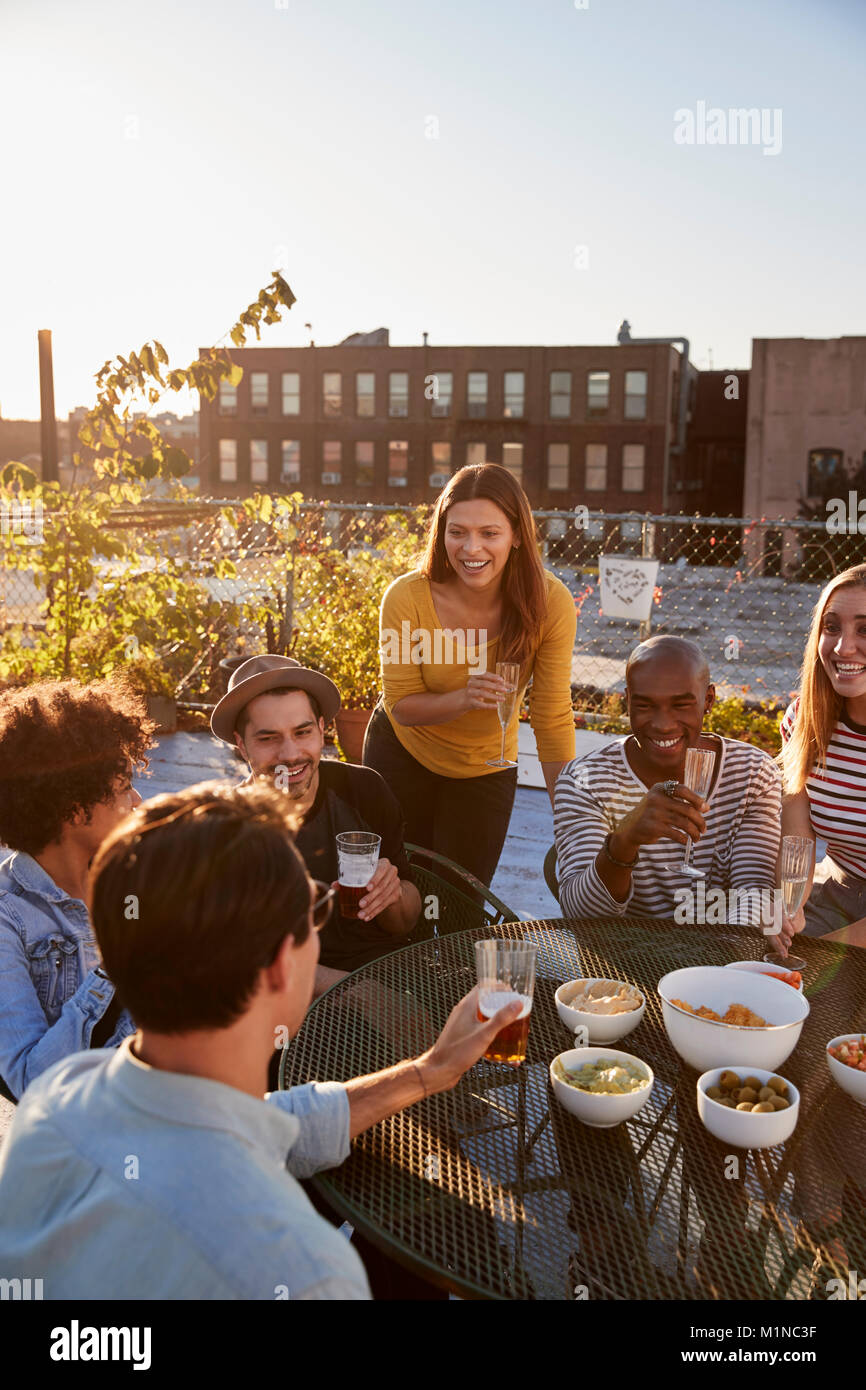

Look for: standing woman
[777,563,866,951]
[363,463,576,885]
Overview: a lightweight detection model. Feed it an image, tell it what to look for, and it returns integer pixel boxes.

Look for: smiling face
[234,689,324,809]
[817,587,866,700]
[442,499,517,594]
[626,651,715,778]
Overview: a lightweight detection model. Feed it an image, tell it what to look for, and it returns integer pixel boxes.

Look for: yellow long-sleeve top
[378,569,577,778]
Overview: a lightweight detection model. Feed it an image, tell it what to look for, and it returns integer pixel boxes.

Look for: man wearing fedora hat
[212,656,421,997]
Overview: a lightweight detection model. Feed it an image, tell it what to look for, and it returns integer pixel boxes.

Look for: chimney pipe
[422,332,428,347]
[38,330,59,483]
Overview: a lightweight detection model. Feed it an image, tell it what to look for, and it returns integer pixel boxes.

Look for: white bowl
[555,978,646,1044]
[697,1067,800,1149]
[657,966,809,1072]
[725,960,804,993]
[826,1034,866,1107]
[550,1047,654,1128]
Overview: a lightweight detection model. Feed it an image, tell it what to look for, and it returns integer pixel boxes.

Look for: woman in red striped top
[779,563,866,951]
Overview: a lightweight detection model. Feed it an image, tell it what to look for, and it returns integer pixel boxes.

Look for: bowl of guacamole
[550,1047,654,1128]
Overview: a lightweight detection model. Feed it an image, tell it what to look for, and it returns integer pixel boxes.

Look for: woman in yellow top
[363,463,577,885]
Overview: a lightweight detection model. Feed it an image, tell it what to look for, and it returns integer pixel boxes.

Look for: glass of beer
[336,832,381,919]
[474,939,537,1067]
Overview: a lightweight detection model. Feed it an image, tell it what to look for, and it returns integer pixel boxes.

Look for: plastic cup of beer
[336,832,381,919]
[474,939,537,1067]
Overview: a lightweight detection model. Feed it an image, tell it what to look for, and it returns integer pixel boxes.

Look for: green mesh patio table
[279,917,866,1300]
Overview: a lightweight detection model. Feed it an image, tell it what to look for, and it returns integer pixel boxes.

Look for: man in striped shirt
[553,637,782,928]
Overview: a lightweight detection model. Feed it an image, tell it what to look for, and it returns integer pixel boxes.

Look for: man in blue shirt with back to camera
[0,779,521,1300]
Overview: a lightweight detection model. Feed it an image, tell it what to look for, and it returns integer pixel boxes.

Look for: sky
[1,0,864,419]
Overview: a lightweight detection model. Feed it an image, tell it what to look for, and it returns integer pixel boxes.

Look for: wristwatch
[602,832,639,869]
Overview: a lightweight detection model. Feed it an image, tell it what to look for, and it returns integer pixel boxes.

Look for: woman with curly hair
[0,679,151,1098]
[777,564,866,952]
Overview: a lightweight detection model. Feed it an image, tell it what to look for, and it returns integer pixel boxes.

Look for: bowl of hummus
[550,1047,654,1127]
[555,978,646,1044]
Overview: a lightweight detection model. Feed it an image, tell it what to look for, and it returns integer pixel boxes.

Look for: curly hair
[0,680,153,855]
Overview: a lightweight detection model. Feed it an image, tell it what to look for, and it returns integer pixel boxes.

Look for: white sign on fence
[598,554,659,621]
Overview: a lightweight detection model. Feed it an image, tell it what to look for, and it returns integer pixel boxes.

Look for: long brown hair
[780,564,866,793]
[420,463,548,666]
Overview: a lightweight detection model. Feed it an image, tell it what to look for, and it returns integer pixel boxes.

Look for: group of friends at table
[0,462,864,1299]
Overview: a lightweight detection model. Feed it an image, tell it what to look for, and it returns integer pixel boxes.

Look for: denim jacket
[0,851,135,1099]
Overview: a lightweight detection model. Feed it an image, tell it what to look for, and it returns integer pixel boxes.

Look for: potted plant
[291,513,424,762]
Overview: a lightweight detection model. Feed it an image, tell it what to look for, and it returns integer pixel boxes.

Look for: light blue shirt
[0,851,135,1098]
[0,1039,371,1299]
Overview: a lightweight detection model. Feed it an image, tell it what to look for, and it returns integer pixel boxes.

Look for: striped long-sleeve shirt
[781,701,866,880]
[553,735,782,924]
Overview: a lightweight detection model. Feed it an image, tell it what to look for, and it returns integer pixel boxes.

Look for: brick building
[197,337,688,511]
[744,337,866,520]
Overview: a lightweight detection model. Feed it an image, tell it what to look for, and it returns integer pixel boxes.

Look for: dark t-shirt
[294,761,414,972]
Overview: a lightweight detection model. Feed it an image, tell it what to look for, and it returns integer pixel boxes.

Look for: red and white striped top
[781,700,866,880]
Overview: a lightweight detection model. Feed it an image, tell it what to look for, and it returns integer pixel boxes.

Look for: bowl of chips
[657,966,809,1072]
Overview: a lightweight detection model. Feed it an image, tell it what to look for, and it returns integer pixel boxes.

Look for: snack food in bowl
[697,1067,800,1148]
[555,978,646,1044]
[826,1035,866,1107]
[550,1047,654,1128]
[657,966,809,1072]
[725,961,804,993]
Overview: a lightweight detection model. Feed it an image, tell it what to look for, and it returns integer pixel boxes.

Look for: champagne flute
[678,746,715,878]
[763,835,813,972]
[485,661,520,768]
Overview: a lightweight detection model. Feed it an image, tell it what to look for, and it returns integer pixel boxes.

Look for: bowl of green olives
[696,1067,800,1149]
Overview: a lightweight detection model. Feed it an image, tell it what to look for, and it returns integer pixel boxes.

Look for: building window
[467,372,488,418]
[550,371,571,418]
[322,440,341,485]
[502,443,523,482]
[388,440,408,487]
[547,443,569,491]
[389,372,409,417]
[218,380,237,417]
[281,440,300,484]
[504,371,525,418]
[624,370,648,420]
[587,370,610,418]
[807,447,845,500]
[323,372,342,418]
[430,442,452,487]
[466,442,486,467]
[218,439,237,482]
[281,372,300,416]
[250,439,268,484]
[622,443,645,492]
[355,441,374,485]
[356,372,375,417]
[250,372,269,416]
[430,371,453,416]
[585,443,607,491]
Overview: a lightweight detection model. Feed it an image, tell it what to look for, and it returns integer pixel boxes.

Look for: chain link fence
[0,500,847,709]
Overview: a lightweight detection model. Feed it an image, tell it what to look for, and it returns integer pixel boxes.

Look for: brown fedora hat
[210,655,341,744]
